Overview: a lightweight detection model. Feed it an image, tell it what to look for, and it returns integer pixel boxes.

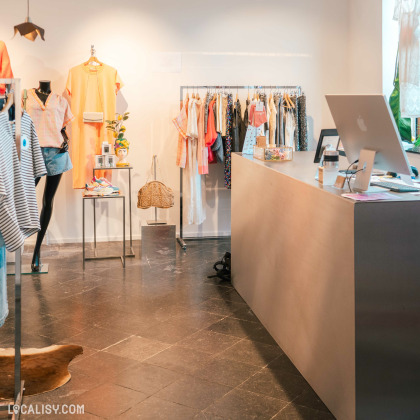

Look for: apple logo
[357,116,368,132]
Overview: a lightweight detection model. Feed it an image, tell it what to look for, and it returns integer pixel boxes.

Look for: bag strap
[146,155,166,184]
[83,71,104,113]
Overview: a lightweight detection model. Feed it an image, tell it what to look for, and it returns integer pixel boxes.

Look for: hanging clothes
[268,96,277,145]
[232,99,242,152]
[274,94,284,146]
[197,100,209,175]
[224,94,233,189]
[240,98,250,151]
[0,111,46,328]
[221,95,228,136]
[66,63,124,189]
[173,97,189,168]
[285,109,297,150]
[298,94,308,151]
[0,41,13,97]
[204,93,211,134]
[0,240,6,327]
[186,98,199,139]
[394,0,420,118]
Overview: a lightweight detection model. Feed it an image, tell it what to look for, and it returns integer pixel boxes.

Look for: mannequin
[31,80,70,272]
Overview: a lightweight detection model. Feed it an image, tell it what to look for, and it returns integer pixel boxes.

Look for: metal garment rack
[0,78,25,420]
[177,85,302,250]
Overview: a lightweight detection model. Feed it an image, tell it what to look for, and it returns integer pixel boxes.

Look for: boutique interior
[1,0,420,419]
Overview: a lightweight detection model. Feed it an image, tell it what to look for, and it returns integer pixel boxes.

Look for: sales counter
[231,152,420,420]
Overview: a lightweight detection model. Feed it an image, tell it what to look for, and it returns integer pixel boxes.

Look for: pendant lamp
[14,0,45,41]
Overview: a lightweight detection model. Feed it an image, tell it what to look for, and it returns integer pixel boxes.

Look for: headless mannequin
[31,81,68,272]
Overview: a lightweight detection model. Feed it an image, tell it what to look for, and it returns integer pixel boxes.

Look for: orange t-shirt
[0,41,13,96]
[66,63,123,189]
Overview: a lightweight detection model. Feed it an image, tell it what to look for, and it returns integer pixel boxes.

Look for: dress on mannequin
[26,80,74,272]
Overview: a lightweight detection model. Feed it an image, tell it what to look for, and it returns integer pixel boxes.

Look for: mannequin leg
[31,174,63,272]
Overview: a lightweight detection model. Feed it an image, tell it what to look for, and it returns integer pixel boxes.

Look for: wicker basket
[137,181,174,209]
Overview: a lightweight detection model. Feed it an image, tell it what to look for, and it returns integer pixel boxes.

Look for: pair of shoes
[84,177,120,197]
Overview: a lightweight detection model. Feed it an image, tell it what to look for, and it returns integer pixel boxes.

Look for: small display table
[93,166,134,257]
[82,195,126,269]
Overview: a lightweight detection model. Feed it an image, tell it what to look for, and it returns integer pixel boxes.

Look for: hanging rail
[177,84,302,250]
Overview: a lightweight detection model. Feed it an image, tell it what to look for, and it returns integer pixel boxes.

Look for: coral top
[0,41,13,96]
[25,89,74,148]
[66,63,123,189]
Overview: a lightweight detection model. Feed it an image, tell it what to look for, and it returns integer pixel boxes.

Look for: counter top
[236,152,420,202]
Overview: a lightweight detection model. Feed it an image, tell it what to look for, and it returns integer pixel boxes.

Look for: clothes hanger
[84,45,103,67]
[247,87,250,101]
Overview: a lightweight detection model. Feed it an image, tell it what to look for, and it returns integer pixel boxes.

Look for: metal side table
[93,166,135,257]
[82,195,126,269]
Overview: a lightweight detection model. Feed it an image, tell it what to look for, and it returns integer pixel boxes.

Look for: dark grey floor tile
[104,336,169,361]
[70,351,139,382]
[61,326,131,350]
[117,396,199,419]
[137,320,200,344]
[267,354,302,376]
[170,310,225,330]
[218,338,283,367]
[206,317,262,339]
[193,358,261,387]
[176,330,241,354]
[220,289,246,304]
[154,376,231,410]
[112,363,187,395]
[69,382,147,418]
[239,369,309,402]
[204,388,287,420]
[230,307,260,323]
[197,298,247,316]
[272,403,336,420]
[292,387,332,413]
[145,346,213,374]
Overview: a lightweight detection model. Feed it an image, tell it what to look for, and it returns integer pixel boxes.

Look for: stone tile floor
[0,239,335,419]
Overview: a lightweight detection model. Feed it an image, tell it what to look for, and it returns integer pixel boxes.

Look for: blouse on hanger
[394,0,420,117]
[25,89,74,148]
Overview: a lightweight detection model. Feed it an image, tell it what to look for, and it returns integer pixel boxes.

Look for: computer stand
[352,149,377,192]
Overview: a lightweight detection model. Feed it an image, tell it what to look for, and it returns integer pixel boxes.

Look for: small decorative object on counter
[95,155,105,168]
[253,145,293,162]
[106,112,130,167]
[320,149,339,186]
[102,141,111,155]
[105,154,116,168]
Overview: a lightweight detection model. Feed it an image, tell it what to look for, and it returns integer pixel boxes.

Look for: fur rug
[0,345,83,399]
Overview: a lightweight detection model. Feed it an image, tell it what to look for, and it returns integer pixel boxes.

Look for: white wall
[0,0,353,244]
[347,0,383,94]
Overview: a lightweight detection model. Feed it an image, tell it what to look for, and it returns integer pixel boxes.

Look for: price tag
[256,102,264,112]
[21,135,30,151]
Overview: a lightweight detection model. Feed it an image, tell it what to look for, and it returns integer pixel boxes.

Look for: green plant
[106,112,130,140]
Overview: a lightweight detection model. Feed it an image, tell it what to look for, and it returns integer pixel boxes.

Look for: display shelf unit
[82,195,126,268]
[0,78,25,420]
[177,85,302,250]
[92,166,134,257]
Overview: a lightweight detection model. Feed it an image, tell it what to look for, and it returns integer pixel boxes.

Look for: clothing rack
[177,85,302,250]
[0,78,25,420]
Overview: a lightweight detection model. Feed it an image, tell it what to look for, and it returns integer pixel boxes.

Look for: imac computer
[325,94,414,192]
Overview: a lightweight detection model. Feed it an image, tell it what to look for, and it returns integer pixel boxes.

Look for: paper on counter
[341,192,398,202]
